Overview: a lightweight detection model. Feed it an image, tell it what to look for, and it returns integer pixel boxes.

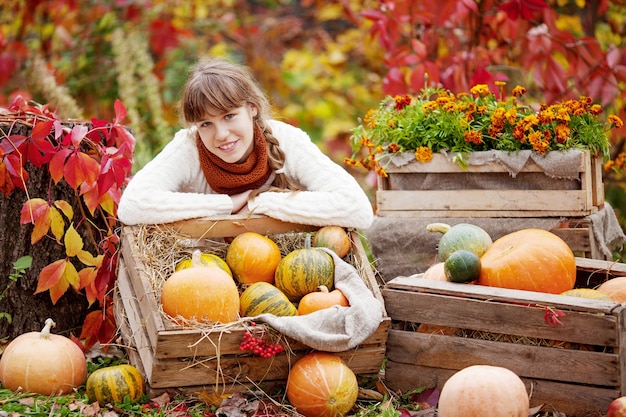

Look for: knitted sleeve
[248,121,374,230]
[117,129,234,225]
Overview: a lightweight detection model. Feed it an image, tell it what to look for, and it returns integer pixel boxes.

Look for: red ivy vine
[0,96,134,351]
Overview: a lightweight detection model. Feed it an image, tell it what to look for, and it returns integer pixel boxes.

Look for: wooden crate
[382,258,626,417]
[114,215,390,393]
[376,150,604,217]
[552,218,608,260]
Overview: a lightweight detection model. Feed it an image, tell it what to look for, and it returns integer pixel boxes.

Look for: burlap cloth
[254,248,384,352]
[366,202,625,282]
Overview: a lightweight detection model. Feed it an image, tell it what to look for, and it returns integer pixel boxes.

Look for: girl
[117,57,374,229]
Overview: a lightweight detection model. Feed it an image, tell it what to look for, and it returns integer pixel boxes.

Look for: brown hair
[180,57,300,192]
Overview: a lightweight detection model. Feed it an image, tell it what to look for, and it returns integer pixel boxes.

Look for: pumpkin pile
[160,226,353,325]
[426,223,578,295]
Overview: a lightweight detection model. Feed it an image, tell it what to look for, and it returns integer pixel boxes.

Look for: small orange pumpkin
[0,318,87,395]
[297,285,349,315]
[286,352,358,417]
[478,229,576,294]
[597,277,626,303]
[226,232,282,284]
[161,250,240,324]
[312,226,351,258]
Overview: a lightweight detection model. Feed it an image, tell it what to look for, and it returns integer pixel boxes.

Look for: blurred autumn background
[1,0,626,343]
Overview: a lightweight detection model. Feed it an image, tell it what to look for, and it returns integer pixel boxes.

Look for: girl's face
[195,105,258,164]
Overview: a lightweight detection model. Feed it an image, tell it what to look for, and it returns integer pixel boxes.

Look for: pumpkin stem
[427,223,451,234]
[191,249,203,268]
[304,233,312,249]
[317,285,330,293]
[41,318,56,339]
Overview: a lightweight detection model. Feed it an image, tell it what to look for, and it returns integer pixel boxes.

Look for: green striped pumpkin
[86,364,145,405]
[275,248,335,302]
[240,282,298,317]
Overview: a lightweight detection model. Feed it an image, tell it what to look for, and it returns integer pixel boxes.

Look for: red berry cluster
[238,325,285,358]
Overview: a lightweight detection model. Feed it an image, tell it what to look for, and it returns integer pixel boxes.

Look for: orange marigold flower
[361,135,375,149]
[490,107,506,125]
[470,84,491,98]
[609,115,624,128]
[513,124,525,140]
[555,124,570,143]
[414,146,433,162]
[528,131,548,154]
[512,85,527,97]
[605,160,616,171]
[387,143,401,153]
[388,119,396,128]
[464,130,483,145]
[375,145,384,154]
[580,95,593,105]
[364,109,377,129]
[505,108,517,124]
[423,101,438,112]
[375,164,388,177]
[590,104,603,115]
[344,157,360,167]
[394,95,412,111]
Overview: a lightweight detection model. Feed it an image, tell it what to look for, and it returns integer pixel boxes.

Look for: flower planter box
[114,216,390,393]
[381,257,626,417]
[376,150,604,218]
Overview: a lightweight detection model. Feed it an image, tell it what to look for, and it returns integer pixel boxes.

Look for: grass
[0,356,432,417]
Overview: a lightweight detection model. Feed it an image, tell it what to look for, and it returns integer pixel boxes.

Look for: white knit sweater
[117,120,374,229]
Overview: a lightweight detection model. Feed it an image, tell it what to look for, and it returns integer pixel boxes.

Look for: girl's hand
[230,189,253,214]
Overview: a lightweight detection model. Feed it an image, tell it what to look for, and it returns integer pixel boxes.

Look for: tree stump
[0,123,91,340]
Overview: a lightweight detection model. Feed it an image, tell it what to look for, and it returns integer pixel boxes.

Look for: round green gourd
[240,282,298,317]
[275,248,334,302]
[444,249,482,283]
[86,364,145,406]
[427,222,493,261]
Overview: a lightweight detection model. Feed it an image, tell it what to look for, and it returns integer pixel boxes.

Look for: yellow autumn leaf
[64,224,84,257]
[49,260,80,304]
[49,206,65,243]
[54,199,74,221]
[77,250,101,267]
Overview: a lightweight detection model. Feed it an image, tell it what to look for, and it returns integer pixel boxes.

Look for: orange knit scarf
[196,123,272,195]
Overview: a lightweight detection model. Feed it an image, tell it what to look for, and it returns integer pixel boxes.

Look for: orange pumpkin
[0,318,87,395]
[438,365,529,417]
[161,250,240,324]
[478,229,576,294]
[312,226,351,258]
[225,232,282,284]
[286,352,358,417]
[597,277,626,303]
[297,285,349,315]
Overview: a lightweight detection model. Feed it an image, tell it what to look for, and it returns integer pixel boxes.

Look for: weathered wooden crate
[552,217,608,260]
[377,150,604,217]
[382,258,626,417]
[114,215,390,393]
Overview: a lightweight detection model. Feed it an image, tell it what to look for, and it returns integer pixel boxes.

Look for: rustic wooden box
[114,215,390,393]
[377,150,604,218]
[381,258,626,417]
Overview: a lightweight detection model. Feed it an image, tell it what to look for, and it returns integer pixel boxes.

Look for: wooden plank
[161,215,319,239]
[618,307,626,397]
[382,288,619,346]
[375,208,598,218]
[376,189,589,212]
[551,227,592,252]
[575,258,626,277]
[384,360,615,417]
[115,260,156,383]
[386,329,618,386]
[383,152,587,175]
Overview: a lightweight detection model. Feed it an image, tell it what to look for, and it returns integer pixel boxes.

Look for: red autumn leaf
[79,266,98,306]
[20,198,51,244]
[35,259,79,304]
[499,0,548,20]
[80,306,117,352]
[113,98,127,124]
[0,158,15,196]
[49,148,71,184]
[3,152,28,190]
[63,150,100,190]
[0,134,28,153]
[97,146,133,197]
